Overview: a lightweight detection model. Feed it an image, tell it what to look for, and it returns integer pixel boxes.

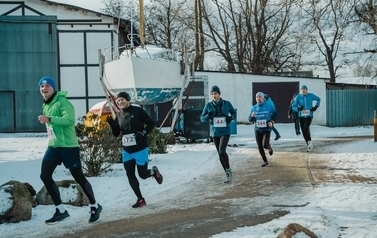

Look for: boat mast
[139,0,145,45]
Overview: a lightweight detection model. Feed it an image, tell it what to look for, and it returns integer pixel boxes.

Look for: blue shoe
[88,204,102,223]
[45,208,70,224]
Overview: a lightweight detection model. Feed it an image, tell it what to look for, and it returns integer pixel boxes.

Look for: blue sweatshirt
[249,102,278,132]
[201,98,237,137]
[294,93,321,118]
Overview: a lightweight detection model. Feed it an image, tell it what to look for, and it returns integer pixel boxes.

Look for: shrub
[147,127,168,154]
[76,115,121,177]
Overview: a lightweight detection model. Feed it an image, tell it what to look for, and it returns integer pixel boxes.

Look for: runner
[294,85,321,152]
[201,85,237,183]
[288,94,301,135]
[38,76,102,224]
[264,93,281,140]
[249,92,278,167]
[106,92,163,208]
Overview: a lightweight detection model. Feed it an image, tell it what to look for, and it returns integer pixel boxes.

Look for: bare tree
[353,0,377,78]
[355,0,377,35]
[200,0,300,73]
[300,0,354,82]
[101,0,140,49]
[144,0,187,50]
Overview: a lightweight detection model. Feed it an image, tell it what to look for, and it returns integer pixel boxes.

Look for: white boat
[102,44,184,105]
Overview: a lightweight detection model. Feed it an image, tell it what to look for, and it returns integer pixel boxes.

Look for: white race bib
[301,110,310,116]
[213,117,226,127]
[122,134,136,146]
[46,125,56,140]
[256,119,267,128]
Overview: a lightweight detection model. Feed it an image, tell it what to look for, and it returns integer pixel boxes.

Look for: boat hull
[103,56,183,105]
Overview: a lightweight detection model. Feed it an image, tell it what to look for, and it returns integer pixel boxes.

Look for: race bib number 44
[213,117,226,127]
[122,134,136,146]
[301,110,310,116]
[256,119,267,128]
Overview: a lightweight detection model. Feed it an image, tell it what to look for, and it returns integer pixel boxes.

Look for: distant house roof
[40,0,130,24]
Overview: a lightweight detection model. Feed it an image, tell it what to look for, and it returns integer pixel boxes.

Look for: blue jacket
[200,98,236,137]
[265,97,276,109]
[288,99,299,116]
[294,93,321,118]
[249,102,278,132]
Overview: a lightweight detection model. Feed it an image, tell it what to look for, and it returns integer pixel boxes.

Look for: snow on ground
[0,124,376,238]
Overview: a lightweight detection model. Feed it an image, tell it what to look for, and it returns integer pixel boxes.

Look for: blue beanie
[301,85,308,90]
[38,77,57,91]
[210,85,221,94]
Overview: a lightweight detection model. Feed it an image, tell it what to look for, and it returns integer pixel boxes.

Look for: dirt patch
[59,138,376,238]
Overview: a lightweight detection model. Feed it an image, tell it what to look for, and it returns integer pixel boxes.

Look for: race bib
[301,110,310,116]
[46,125,56,140]
[256,119,267,128]
[213,117,226,127]
[122,134,136,146]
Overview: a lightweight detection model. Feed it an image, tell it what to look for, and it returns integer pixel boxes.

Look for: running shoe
[152,166,163,184]
[224,168,232,183]
[88,204,102,223]
[45,208,70,224]
[132,198,146,208]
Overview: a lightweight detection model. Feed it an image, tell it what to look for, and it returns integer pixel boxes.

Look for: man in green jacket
[38,76,102,224]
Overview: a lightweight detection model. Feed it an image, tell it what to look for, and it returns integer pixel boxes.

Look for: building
[0,0,131,132]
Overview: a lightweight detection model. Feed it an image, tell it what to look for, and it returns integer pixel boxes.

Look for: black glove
[134,131,146,140]
[297,106,303,111]
[106,116,117,127]
[226,116,233,123]
[248,114,254,123]
[208,111,214,120]
[311,106,318,112]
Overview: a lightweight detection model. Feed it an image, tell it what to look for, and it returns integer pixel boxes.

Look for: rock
[36,180,89,206]
[277,223,318,238]
[0,180,35,224]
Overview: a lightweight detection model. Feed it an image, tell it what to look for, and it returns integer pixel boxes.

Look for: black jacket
[109,105,155,153]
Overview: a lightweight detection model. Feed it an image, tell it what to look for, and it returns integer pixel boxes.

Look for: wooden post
[374,110,377,142]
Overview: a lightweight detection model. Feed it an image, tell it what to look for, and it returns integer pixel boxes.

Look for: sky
[0,124,376,237]
[51,0,104,12]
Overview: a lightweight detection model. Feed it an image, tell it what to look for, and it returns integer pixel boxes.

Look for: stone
[36,180,89,206]
[0,180,35,224]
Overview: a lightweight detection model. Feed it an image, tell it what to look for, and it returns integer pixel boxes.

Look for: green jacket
[42,91,79,147]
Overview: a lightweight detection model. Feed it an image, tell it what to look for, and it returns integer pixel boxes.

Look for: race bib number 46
[301,110,310,116]
[122,134,136,146]
[256,119,267,128]
[213,117,226,127]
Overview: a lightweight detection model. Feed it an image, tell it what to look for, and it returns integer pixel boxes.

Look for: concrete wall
[195,72,327,125]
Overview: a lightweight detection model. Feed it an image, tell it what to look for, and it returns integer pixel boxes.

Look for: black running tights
[123,160,151,199]
[40,160,96,205]
[255,130,271,163]
[213,134,231,171]
[300,117,313,144]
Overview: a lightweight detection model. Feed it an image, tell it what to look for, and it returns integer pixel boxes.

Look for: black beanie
[117,92,131,101]
[210,85,221,94]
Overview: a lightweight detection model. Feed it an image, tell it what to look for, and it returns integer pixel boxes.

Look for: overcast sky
[52,0,105,12]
